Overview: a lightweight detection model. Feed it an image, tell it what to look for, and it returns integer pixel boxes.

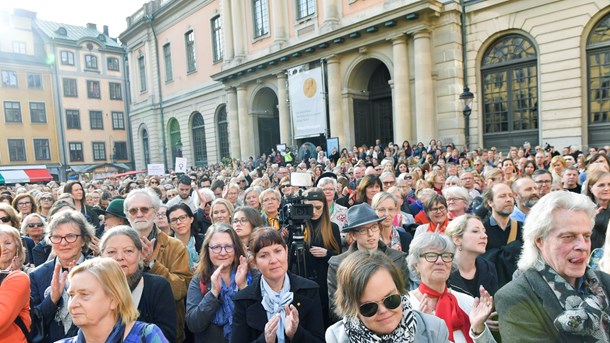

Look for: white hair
[518,191,596,271]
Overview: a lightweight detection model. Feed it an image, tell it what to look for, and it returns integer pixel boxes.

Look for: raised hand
[419,293,434,314]
[210,263,225,298]
[89,236,100,256]
[50,261,69,304]
[309,246,328,258]
[470,286,494,334]
[140,236,156,265]
[7,255,23,271]
[284,304,299,340]
[264,313,280,343]
[235,256,249,290]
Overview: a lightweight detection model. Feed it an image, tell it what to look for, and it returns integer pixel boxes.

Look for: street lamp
[459,86,474,148]
[175,139,183,158]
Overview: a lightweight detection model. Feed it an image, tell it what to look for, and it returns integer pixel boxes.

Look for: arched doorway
[168,118,181,169]
[587,12,610,147]
[350,59,393,146]
[141,128,150,166]
[215,105,230,160]
[252,87,279,156]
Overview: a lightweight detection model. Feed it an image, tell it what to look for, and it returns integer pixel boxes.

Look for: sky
[1,0,145,38]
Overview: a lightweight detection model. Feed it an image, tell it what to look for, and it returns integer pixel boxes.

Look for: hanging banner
[287,66,327,139]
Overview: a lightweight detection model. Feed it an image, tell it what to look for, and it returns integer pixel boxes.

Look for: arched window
[587,12,610,147]
[216,105,230,159]
[142,129,150,165]
[191,112,208,167]
[168,119,181,166]
[481,35,538,149]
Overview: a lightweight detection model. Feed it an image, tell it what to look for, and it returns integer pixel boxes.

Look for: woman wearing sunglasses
[407,233,495,343]
[36,192,55,219]
[186,223,250,342]
[327,250,448,342]
[0,203,21,232]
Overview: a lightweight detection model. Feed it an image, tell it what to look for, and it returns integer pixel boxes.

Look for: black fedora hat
[342,203,386,232]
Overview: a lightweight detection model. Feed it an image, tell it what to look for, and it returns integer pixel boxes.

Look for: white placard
[288,66,327,139]
[175,158,187,173]
[147,164,165,176]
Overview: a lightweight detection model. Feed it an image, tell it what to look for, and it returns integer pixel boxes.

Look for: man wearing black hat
[100,198,129,231]
[326,203,409,322]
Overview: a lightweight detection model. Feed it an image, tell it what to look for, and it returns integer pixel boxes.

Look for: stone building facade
[121,0,610,170]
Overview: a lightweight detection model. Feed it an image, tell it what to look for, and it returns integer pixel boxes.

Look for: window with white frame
[63,78,78,97]
[90,110,103,129]
[112,111,125,129]
[34,139,51,160]
[296,0,315,19]
[1,70,18,87]
[61,51,74,65]
[252,0,269,38]
[27,73,42,89]
[69,142,83,161]
[211,16,223,62]
[185,30,197,72]
[3,101,21,122]
[30,102,47,123]
[92,142,106,160]
[109,82,122,100]
[138,55,147,92]
[85,54,98,69]
[163,43,173,82]
[8,139,26,161]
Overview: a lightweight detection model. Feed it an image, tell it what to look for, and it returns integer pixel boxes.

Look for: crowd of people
[0,138,610,342]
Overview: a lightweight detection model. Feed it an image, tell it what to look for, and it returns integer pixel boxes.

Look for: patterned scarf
[417,283,473,343]
[343,294,416,343]
[538,265,610,342]
[261,274,293,343]
[211,271,238,341]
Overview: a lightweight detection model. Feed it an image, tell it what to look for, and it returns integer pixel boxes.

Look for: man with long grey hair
[495,191,610,342]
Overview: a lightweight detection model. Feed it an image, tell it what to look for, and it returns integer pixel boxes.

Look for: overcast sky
[1,0,144,38]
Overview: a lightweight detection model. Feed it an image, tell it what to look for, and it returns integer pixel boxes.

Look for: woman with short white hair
[442,186,472,220]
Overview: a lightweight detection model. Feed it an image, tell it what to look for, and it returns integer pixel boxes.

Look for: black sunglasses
[359,294,402,317]
[0,216,11,223]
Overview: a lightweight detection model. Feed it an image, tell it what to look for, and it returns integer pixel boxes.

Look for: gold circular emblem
[303,77,317,98]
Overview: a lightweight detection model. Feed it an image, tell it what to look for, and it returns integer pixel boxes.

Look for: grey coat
[324,310,449,342]
[327,241,409,321]
[495,268,610,343]
[185,276,227,343]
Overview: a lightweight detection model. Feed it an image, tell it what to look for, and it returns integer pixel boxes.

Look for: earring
[458,246,462,251]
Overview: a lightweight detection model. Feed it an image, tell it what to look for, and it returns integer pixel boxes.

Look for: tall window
[90,110,103,129]
[27,73,42,89]
[8,139,26,161]
[1,70,18,87]
[60,51,74,65]
[114,142,128,160]
[92,142,106,160]
[69,142,83,162]
[66,110,81,129]
[216,106,230,159]
[87,80,101,99]
[587,12,610,147]
[85,55,98,69]
[3,101,22,122]
[169,119,181,163]
[211,16,223,62]
[185,30,197,72]
[163,43,173,82]
[63,78,78,97]
[107,57,119,71]
[192,113,208,166]
[481,35,538,149]
[252,0,269,37]
[112,111,125,129]
[12,41,26,54]
[109,82,122,100]
[29,102,47,123]
[34,139,50,160]
[297,0,316,19]
[142,129,150,165]
[138,55,147,92]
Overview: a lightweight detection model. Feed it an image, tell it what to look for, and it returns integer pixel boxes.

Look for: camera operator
[0,242,31,342]
[301,188,341,329]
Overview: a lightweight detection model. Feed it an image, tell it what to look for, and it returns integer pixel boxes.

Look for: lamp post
[459,86,474,148]
[175,139,183,158]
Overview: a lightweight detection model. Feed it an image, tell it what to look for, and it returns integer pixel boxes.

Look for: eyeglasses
[404,175,413,180]
[49,234,81,244]
[322,188,335,193]
[429,206,447,213]
[169,214,189,224]
[359,294,402,317]
[0,216,11,223]
[17,201,32,207]
[238,180,246,184]
[156,212,167,219]
[280,184,291,189]
[27,223,45,228]
[382,181,396,186]
[127,207,154,216]
[354,224,380,235]
[446,198,465,203]
[233,218,249,225]
[420,252,454,263]
[40,197,54,201]
[209,244,235,254]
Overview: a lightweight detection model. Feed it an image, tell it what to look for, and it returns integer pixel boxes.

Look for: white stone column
[222,0,234,61]
[327,55,346,146]
[237,85,253,159]
[272,0,287,49]
[414,29,435,142]
[226,87,240,158]
[232,0,245,58]
[277,72,291,145]
[392,34,411,142]
[322,0,339,29]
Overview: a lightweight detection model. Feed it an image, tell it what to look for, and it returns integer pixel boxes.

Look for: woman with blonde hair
[56,258,168,342]
[0,203,22,230]
[210,198,234,225]
[12,193,37,220]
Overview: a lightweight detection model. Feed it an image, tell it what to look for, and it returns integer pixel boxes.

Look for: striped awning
[0,166,53,185]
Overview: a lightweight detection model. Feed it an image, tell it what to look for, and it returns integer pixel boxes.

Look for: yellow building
[121,0,610,169]
[0,9,58,182]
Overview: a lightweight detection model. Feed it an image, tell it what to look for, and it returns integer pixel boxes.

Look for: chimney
[86,23,97,30]
[103,25,109,36]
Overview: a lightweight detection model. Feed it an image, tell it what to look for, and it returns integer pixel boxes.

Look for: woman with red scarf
[413,194,450,238]
[407,232,496,343]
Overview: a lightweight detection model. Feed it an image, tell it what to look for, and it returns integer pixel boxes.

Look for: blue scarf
[211,271,241,341]
[186,236,199,269]
[74,317,125,342]
[261,274,293,343]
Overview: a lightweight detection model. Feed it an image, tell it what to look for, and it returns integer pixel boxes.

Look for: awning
[0,167,53,184]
